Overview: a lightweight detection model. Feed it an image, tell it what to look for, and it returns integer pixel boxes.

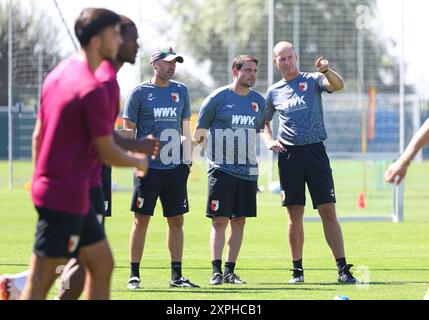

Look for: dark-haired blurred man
[1,14,159,301]
[54,15,159,300]
[19,8,148,300]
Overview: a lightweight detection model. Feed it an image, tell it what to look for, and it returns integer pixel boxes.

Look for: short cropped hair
[119,15,137,36]
[232,55,259,71]
[74,8,121,48]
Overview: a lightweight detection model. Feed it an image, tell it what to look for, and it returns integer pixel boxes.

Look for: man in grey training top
[123,46,198,289]
[263,41,357,284]
[194,55,266,285]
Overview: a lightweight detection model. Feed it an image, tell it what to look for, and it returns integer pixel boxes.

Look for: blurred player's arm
[262,120,285,153]
[32,118,42,167]
[385,118,429,184]
[315,57,344,92]
[115,128,135,139]
[113,119,160,159]
[123,118,137,134]
[192,127,209,149]
[93,135,148,176]
[193,95,217,150]
[113,131,160,160]
[182,118,192,165]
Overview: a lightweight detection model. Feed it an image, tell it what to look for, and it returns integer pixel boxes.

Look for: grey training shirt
[265,72,332,146]
[123,80,191,170]
[197,86,266,181]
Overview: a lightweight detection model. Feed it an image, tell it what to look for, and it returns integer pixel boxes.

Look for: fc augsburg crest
[252,102,259,112]
[211,200,219,212]
[172,93,180,103]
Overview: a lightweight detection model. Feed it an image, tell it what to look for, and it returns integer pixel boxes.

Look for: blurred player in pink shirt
[20,8,149,300]
[54,15,159,300]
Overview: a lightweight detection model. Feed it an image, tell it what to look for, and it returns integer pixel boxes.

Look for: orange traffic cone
[357,192,366,209]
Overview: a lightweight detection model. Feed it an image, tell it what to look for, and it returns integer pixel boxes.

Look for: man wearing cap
[123,46,199,289]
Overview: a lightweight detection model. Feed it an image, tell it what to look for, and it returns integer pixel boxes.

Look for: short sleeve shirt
[197,86,266,181]
[32,57,112,216]
[90,60,120,188]
[123,80,191,170]
[265,72,332,146]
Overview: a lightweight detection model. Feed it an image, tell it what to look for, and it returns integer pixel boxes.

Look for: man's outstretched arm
[385,118,429,184]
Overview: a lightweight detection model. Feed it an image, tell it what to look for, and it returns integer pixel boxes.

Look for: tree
[0,1,63,107]
[165,0,404,97]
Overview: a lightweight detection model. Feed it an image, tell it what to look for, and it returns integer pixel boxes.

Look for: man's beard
[239,79,254,88]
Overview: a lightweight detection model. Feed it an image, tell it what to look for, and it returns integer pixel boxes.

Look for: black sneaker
[170,277,200,288]
[223,273,246,284]
[209,273,223,285]
[338,264,358,284]
[288,268,304,284]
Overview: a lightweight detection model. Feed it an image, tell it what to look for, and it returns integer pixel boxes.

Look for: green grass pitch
[0,160,428,300]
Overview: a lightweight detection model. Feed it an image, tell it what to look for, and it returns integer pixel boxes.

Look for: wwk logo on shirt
[154,107,178,120]
[231,115,255,127]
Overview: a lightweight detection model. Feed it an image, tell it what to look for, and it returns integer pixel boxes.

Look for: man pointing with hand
[263,41,357,285]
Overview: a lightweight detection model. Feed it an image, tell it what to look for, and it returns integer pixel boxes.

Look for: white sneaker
[209,273,224,285]
[127,277,140,290]
[0,275,20,300]
[424,294,429,300]
[288,275,304,284]
[288,269,304,284]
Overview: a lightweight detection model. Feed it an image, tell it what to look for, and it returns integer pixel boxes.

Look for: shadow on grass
[112,286,335,295]
[0,263,28,267]
[109,265,429,272]
[260,281,429,286]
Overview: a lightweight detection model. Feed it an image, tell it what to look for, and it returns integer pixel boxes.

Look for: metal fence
[2,0,428,222]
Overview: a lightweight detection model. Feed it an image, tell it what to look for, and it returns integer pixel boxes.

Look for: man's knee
[27,257,65,291]
[318,204,338,223]
[133,214,151,229]
[230,217,246,230]
[167,215,184,229]
[212,217,229,231]
[79,241,114,278]
[287,206,305,224]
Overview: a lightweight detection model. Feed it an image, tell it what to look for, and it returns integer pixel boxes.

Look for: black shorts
[131,164,190,217]
[33,206,105,259]
[101,165,112,217]
[78,206,106,251]
[278,142,336,209]
[90,186,105,216]
[206,169,257,219]
[33,207,85,259]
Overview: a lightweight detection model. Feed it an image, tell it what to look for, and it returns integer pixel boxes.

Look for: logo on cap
[150,46,184,64]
